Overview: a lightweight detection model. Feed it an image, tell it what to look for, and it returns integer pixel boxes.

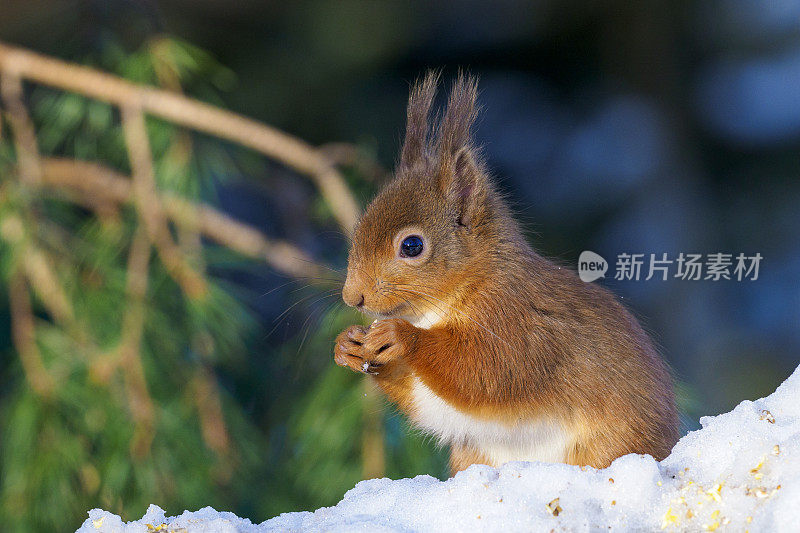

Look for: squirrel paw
[334,325,381,375]
[334,319,413,375]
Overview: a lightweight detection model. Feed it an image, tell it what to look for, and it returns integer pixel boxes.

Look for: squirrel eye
[400,235,424,258]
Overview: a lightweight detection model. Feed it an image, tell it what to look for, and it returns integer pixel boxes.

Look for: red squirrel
[333,72,679,475]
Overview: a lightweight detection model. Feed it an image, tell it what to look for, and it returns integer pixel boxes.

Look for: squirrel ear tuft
[434,73,485,228]
[399,71,439,169]
[436,73,479,161]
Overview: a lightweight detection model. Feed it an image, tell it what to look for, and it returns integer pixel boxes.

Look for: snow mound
[77,364,800,532]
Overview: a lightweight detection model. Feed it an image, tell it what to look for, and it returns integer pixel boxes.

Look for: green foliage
[0,36,270,531]
[0,36,445,532]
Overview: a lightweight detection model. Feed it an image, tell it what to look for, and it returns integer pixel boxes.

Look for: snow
[77,364,800,532]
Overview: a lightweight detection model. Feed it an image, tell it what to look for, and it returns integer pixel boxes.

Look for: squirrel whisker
[265,288,340,339]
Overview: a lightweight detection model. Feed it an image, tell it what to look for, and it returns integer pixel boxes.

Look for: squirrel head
[343,72,513,322]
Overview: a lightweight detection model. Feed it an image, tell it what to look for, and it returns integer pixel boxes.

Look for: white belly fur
[406,308,571,466]
[409,377,572,467]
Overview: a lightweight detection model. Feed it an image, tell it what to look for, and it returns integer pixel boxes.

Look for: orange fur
[333,73,678,474]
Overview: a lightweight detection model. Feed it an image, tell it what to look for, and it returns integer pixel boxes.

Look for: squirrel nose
[342,282,365,308]
[343,291,365,308]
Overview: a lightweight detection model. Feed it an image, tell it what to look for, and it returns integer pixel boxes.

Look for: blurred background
[1,0,798,531]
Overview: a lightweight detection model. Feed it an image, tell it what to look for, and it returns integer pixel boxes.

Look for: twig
[119,227,156,458]
[319,142,390,183]
[169,135,205,269]
[0,72,41,184]
[191,366,231,457]
[8,272,55,398]
[121,104,208,300]
[38,157,338,283]
[22,244,75,325]
[0,41,361,234]
[148,38,206,272]
[0,207,76,328]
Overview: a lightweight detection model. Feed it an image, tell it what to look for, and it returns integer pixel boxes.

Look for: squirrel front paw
[334,319,415,375]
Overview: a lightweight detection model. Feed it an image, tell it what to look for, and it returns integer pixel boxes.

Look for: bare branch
[8,272,55,398]
[22,245,75,325]
[191,367,231,457]
[0,41,361,234]
[121,104,208,300]
[147,41,206,271]
[0,72,41,183]
[119,227,155,458]
[319,142,390,183]
[38,158,338,283]
[0,208,76,328]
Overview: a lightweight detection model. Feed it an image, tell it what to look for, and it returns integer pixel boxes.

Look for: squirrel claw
[334,351,365,373]
[363,361,384,375]
[335,320,411,374]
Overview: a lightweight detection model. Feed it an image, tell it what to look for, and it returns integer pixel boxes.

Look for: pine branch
[0,41,361,234]
[0,41,382,510]
[37,157,338,283]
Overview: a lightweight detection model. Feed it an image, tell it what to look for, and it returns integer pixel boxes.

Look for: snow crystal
[77,364,800,532]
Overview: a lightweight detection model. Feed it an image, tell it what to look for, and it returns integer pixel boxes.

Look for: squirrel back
[335,72,679,473]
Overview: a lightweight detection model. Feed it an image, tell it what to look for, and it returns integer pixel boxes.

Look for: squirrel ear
[435,73,485,228]
[442,147,486,229]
